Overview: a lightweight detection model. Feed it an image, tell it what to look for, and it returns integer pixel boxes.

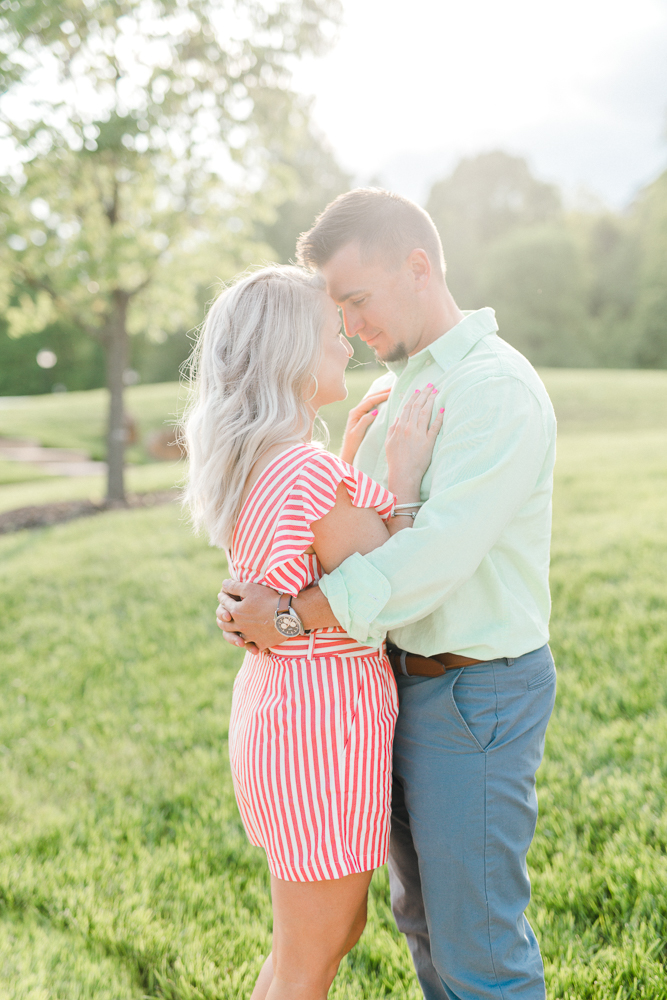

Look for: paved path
[0,437,106,477]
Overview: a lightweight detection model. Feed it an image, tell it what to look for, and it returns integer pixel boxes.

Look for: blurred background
[2,0,666,400]
[1,3,667,999]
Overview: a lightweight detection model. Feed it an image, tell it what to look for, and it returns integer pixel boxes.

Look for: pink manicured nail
[371,408,378,415]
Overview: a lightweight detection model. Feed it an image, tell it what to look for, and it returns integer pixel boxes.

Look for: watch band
[274,592,311,638]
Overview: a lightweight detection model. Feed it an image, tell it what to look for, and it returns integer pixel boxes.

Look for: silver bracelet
[392,510,417,520]
[394,501,424,510]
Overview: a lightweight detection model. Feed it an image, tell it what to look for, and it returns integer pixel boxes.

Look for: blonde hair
[181,265,326,549]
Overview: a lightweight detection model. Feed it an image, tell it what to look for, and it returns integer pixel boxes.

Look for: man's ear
[407,249,431,291]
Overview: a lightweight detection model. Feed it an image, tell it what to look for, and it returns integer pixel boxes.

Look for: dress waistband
[269,633,386,660]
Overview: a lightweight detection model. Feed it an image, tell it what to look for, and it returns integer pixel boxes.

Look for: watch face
[276,613,301,637]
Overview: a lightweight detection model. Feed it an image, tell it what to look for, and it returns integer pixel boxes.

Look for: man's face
[321,241,424,363]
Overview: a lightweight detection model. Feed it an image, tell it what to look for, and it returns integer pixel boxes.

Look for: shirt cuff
[319,552,391,648]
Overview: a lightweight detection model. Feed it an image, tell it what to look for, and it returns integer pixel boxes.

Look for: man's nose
[342,308,364,338]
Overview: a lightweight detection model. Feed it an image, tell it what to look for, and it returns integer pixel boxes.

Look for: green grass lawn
[0,382,186,464]
[1,365,665,474]
[0,462,185,515]
[1,366,666,461]
[3,365,666,507]
[1,370,667,998]
[0,460,53,487]
[0,370,373,506]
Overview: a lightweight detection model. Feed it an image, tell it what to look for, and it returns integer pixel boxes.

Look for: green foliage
[0,0,344,496]
[426,150,562,308]
[0,317,105,395]
[483,225,593,367]
[0,0,343,339]
[426,150,667,370]
[568,212,641,369]
[633,171,667,368]
[256,106,351,264]
[0,126,266,349]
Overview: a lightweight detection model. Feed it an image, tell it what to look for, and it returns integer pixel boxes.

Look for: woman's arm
[312,387,445,568]
[310,482,391,574]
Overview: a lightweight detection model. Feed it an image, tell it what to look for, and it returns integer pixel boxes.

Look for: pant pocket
[450,665,499,752]
[526,650,557,691]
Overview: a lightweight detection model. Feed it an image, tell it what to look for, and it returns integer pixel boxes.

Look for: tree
[256,102,350,264]
[567,211,640,368]
[0,0,342,501]
[481,224,594,368]
[426,150,562,308]
[632,169,667,368]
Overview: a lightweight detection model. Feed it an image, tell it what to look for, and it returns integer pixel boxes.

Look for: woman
[183,265,443,1000]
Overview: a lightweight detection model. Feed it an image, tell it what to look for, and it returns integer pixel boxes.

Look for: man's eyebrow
[335,288,367,303]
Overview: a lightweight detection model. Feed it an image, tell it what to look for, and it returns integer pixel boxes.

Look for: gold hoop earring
[306,373,319,403]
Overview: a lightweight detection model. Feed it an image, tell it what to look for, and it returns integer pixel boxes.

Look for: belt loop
[399,650,410,677]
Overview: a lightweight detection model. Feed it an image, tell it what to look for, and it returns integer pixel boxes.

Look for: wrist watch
[274,593,308,638]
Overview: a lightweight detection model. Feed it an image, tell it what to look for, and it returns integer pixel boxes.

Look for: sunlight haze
[291,0,667,206]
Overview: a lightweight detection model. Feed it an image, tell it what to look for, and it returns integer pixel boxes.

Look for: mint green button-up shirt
[319,308,557,660]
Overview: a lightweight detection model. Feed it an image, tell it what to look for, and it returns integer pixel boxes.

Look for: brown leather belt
[387,643,486,678]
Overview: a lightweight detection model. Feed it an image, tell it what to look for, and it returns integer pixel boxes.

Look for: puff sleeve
[263,450,395,595]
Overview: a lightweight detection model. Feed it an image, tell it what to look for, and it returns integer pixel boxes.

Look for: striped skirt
[229,649,398,882]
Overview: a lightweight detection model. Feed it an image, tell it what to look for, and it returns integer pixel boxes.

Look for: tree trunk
[105,290,130,503]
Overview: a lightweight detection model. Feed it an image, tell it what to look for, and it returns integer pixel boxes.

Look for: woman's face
[310,293,354,410]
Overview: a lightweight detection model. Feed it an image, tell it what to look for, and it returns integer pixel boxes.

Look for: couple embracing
[183,189,557,1000]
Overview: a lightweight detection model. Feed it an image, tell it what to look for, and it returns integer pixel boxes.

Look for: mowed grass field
[1,368,667,999]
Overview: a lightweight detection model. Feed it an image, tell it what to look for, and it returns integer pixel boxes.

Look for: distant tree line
[426,150,667,370]
[4,145,667,405]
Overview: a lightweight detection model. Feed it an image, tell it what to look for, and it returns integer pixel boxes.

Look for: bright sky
[291,0,667,206]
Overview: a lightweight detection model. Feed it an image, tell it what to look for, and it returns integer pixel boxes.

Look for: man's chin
[377,342,409,364]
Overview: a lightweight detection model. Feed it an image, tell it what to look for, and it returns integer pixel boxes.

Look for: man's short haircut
[296,188,446,276]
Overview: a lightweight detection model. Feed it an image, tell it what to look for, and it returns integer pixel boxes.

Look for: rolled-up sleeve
[319,376,548,646]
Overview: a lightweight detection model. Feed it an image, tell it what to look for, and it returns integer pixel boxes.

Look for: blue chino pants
[388,644,556,1000]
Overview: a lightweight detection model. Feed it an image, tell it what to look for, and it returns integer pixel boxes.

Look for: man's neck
[409,285,465,357]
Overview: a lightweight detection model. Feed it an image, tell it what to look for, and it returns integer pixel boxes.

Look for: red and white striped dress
[228,443,398,882]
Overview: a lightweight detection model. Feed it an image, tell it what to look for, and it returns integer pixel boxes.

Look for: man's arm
[217,580,338,652]
[318,375,550,646]
[217,480,394,651]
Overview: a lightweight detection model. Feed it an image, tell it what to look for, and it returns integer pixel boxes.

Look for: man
[217,189,557,1000]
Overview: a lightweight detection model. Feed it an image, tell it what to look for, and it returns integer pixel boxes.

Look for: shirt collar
[386,307,499,376]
